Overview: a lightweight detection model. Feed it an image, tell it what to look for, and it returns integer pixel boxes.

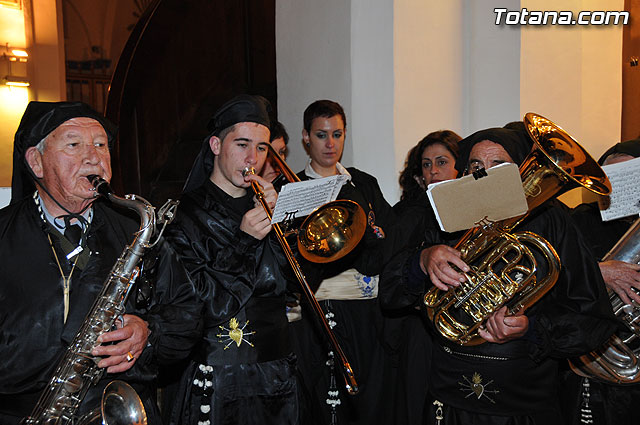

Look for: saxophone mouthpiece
[86,175,112,197]
[242,167,256,177]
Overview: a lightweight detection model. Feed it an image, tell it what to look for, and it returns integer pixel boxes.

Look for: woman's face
[420,143,457,186]
[303,115,345,176]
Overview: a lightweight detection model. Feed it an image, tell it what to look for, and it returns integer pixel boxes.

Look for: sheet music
[271,175,349,224]
[427,163,528,232]
[599,156,640,221]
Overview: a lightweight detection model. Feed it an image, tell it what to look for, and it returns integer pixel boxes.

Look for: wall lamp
[1,46,29,86]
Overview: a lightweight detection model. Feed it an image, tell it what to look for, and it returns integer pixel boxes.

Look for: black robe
[292,167,399,425]
[164,180,300,425]
[380,202,618,424]
[559,202,639,425]
[384,192,440,425]
[0,196,202,425]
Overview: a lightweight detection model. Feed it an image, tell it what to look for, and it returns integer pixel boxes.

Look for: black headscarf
[455,127,533,175]
[598,138,640,165]
[10,101,117,204]
[183,94,271,193]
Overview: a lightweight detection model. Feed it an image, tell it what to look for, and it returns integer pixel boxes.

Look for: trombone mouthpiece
[242,167,256,177]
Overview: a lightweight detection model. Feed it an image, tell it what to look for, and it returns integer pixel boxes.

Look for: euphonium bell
[424,113,611,346]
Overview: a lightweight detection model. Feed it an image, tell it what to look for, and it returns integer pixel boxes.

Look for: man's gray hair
[35,136,47,153]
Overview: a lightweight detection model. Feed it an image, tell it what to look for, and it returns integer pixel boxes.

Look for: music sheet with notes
[599,156,640,221]
[270,175,350,224]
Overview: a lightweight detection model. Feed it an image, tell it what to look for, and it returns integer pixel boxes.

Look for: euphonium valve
[424,113,611,346]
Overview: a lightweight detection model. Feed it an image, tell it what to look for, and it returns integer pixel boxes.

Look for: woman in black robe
[381,127,618,424]
[291,100,397,425]
[389,130,461,425]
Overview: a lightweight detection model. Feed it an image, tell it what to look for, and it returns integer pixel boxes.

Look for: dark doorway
[106,0,276,205]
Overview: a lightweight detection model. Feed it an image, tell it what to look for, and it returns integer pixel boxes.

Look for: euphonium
[569,217,640,384]
[23,176,178,425]
[424,113,611,346]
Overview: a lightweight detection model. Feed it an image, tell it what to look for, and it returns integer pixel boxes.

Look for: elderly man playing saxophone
[0,101,201,425]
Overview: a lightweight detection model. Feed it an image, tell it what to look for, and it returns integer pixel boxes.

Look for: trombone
[243,144,366,395]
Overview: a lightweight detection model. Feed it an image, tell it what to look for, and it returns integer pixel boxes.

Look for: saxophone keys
[63,374,84,393]
[72,357,92,374]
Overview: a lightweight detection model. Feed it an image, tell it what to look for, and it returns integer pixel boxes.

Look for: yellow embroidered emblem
[458,372,499,403]
[217,317,255,350]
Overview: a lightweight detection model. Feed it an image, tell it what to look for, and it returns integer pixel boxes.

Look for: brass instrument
[424,113,611,346]
[243,144,366,394]
[23,176,178,424]
[570,217,640,384]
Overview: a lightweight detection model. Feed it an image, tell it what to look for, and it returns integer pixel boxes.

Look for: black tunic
[293,167,399,425]
[384,192,439,425]
[164,180,299,425]
[380,202,618,424]
[559,202,639,425]
[0,196,202,425]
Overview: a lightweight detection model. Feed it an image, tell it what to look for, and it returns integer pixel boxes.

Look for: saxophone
[569,216,640,384]
[23,176,178,425]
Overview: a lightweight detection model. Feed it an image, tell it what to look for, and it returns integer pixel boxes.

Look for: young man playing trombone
[165,95,302,425]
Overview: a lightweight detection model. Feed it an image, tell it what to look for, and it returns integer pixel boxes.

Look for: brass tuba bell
[423,113,611,346]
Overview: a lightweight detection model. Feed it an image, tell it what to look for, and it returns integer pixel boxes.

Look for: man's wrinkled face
[465,140,514,175]
[210,122,270,197]
[26,117,111,208]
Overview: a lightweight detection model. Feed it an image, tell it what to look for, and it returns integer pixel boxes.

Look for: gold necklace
[47,233,79,324]
[34,191,81,324]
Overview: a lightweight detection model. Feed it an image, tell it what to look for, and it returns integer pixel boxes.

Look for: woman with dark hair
[394,130,461,249]
[398,130,461,203]
[292,99,397,425]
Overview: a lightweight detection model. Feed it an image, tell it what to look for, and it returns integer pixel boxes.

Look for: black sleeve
[139,239,204,365]
[525,206,618,360]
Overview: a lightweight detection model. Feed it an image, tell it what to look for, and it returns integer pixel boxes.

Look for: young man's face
[209,122,270,197]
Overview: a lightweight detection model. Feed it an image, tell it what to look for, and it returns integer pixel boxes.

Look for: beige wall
[392,0,464,201]
[520,0,623,206]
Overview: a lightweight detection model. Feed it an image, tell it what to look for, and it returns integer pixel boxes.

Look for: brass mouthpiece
[242,167,256,177]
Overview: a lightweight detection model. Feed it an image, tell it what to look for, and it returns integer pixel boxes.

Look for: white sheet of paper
[599,156,640,221]
[271,175,349,224]
[427,163,528,232]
